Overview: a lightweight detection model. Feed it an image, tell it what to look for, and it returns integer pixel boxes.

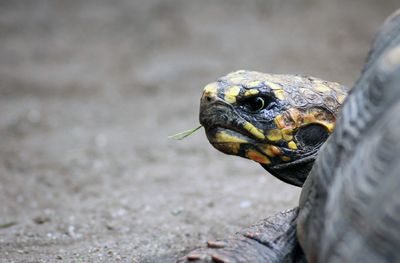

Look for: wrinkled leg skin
[178,208,306,263]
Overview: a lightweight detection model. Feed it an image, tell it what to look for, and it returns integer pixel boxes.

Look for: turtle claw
[178,249,211,262]
[185,251,210,261]
[178,208,306,263]
[178,247,236,263]
[210,254,233,263]
[207,240,227,249]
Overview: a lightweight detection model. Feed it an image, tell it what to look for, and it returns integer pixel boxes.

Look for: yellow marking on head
[303,114,316,124]
[224,85,241,104]
[274,115,286,129]
[314,121,335,133]
[301,109,336,132]
[232,144,241,154]
[267,129,282,141]
[281,156,291,162]
[270,145,281,156]
[246,150,271,164]
[262,145,281,157]
[215,131,248,144]
[288,108,302,125]
[313,83,331,93]
[281,128,293,141]
[288,141,298,150]
[274,89,286,100]
[203,83,218,96]
[337,93,346,104]
[243,122,265,140]
[265,81,282,90]
[247,81,263,88]
[325,122,335,133]
[244,89,259,97]
[215,131,247,154]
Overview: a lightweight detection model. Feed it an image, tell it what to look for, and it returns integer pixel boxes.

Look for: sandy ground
[0,1,398,262]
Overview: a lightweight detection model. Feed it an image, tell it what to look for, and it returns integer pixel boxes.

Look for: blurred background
[0,0,398,262]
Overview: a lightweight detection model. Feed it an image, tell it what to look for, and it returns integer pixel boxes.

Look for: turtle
[178,8,400,263]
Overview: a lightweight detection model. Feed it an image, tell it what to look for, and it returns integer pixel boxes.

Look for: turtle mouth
[205,126,314,166]
[205,126,255,155]
[206,126,256,144]
[200,99,267,143]
[270,151,317,169]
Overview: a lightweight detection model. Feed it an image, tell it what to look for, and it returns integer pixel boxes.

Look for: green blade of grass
[168,125,202,140]
[0,221,17,229]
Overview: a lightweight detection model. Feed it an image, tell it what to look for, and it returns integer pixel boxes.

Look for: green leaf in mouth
[168,125,203,140]
[0,221,17,229]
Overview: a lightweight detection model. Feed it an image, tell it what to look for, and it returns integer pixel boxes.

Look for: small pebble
[239,200,252,208]
[171,206,184,215]
[33,216,51,224]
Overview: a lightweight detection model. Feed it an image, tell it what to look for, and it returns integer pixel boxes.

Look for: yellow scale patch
[313,82,331,93]
[288,108,302,125]
[288,141,298,150]
[315,121,335,133]
[337,93,346,104]
[247,81,263,88]
[246,149,271,164]
[215,131,248,154]
[302,110,335,133]
[262,145,281,157]
[244,89,259,97]
[281,128,293,141]
[303,114,316,124]
[274,89,286,100]
[224,85,241,104]
[203,83,218,96]
[281,156,291,162]
[265,80,283,90]
[274,115,286,129]
[267,129,282,141]
[215,131,248,144]
[243,122,265,140]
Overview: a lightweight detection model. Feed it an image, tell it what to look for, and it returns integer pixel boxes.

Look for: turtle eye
[241,96,273,113]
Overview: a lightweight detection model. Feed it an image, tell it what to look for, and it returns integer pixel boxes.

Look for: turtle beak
[199,93,233,133]
[199,84,228,130]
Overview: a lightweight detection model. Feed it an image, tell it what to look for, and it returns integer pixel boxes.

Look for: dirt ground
[0,1,398,262]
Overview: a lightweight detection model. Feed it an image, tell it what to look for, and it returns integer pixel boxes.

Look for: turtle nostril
[202,92,217,103]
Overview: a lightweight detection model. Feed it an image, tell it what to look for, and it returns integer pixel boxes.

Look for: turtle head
[199,70,346,186]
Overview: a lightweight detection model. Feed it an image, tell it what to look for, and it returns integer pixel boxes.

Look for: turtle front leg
[178,208,306,263]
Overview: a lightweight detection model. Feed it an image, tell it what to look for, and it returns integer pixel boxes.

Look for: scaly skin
[298,10,400,262]
[199,70,347,186]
